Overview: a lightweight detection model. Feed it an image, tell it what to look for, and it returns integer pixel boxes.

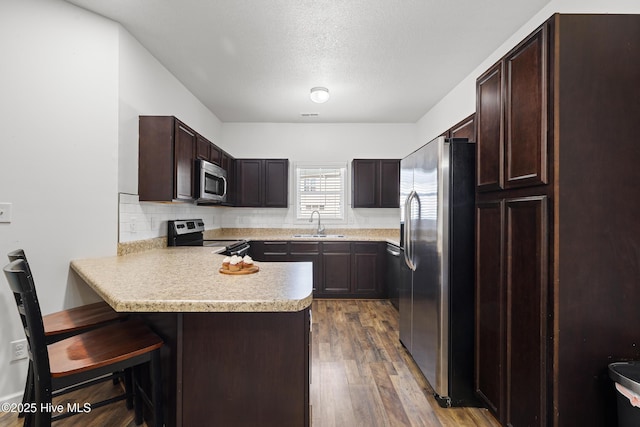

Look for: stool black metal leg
[125,368,134,410]
[151,350,163,427]
[19,361,34,418]
[133,365,143,426]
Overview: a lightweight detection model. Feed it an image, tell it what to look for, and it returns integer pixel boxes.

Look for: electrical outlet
[0,202,12,223]
[129,217,137,233]
[10,339,27,361]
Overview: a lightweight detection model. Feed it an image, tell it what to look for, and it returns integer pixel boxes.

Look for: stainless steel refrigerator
[399,136,477,407]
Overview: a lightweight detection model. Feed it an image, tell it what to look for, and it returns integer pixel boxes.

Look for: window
[295,164,346,220]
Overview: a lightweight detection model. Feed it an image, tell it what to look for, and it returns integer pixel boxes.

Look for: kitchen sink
[292,234,346,238]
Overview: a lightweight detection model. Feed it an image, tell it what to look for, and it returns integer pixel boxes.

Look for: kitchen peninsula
[71,247,313,427]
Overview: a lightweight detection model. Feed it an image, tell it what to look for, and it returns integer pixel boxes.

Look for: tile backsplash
[119,193,399,243]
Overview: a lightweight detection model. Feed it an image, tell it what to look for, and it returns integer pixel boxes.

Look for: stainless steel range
[167,219,250,256]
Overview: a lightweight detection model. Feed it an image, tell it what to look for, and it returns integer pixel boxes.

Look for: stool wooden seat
[7,250,126,342]
[7,249,127,419]
[42,300,126,340]
[3,259,164,427]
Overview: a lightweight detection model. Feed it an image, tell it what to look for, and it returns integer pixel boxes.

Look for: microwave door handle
[221,176,228,197]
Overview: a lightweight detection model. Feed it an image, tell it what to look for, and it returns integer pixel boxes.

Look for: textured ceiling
[64,0,550,123]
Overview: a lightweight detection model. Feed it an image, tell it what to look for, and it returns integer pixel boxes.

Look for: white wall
[117,27,226,241]
[0,0,227,403]
[0,0,119,402]
[117,28,224,195]
[415,0,640,142]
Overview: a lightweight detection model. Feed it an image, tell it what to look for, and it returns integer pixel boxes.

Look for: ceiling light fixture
[310,87,329,103]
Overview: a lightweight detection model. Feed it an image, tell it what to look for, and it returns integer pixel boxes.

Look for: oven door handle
[228,243,250,257]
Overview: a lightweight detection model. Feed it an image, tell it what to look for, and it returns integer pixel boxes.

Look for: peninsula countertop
[70,247,313,313]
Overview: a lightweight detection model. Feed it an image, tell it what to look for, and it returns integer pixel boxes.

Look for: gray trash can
[609,361,640,427]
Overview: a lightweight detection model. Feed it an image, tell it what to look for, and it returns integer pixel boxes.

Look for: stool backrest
[6,249,39,317]
[7,248,34,278]
[3,259,52,400]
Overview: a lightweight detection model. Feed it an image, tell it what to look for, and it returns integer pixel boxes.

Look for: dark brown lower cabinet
[475,201,504,417]
[250,240,386,298]
[352,242,383,295]
[322,242,352,294]
[505,196,548,427]
[476,196,548,426]
[140,309,310,427]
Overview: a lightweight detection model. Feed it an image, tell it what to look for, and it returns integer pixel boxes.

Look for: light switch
[0,203,12,223]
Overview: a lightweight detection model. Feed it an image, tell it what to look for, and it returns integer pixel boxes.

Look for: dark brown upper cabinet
[476,25,547,193]
[443,113,476,141]
[352,159,400,208]
[139,116,196,202]
[504,27,547,189]
[195,134,210,161]
[139,115,235,203]
[236,159,289,207]
[196,134,225,167]
[476,63,504,192]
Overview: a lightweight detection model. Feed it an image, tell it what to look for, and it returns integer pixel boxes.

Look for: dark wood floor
[0,299,500,427]
[311,299,499,427]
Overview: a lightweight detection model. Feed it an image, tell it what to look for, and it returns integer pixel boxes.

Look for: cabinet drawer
[290,242,320,254]
[322,242,351,253]
[262,241,288,255]
[353,242,379,254]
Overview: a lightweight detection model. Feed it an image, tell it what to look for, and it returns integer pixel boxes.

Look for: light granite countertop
[71,247,313,313]
[205,228,401,246]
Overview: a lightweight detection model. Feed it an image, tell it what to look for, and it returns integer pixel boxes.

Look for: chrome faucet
[309,210,325,235]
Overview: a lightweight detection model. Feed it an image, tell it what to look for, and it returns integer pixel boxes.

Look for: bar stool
[7,249,128,417]
[3,259,164,427]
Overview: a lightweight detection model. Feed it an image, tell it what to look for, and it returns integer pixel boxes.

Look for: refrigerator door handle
[404,190,418,271]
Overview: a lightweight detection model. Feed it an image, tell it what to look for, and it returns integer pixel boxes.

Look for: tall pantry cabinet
[474,14,640,427]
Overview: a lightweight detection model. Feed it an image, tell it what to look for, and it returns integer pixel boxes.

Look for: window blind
[296,166,346,219]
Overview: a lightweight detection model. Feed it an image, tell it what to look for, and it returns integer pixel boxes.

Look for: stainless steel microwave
[195,159,227,204]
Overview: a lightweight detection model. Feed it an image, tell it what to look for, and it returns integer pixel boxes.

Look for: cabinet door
[236,159,263,206]
[223,155,235,205]
[264,159,289,207]
[139,116,174,201]
[476,63,504,192]
[174,123,196,201]
[379,160,400,208]
[221,152,232,172]
[504,26,548,189]
[450,114,476,141]
[210,144,222,166]
[196,135,210,161]
[505,196,548,427]
[352,160,378,207]
[352,242,382,295]
[321,242,351,294]
[475,200,505,420]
